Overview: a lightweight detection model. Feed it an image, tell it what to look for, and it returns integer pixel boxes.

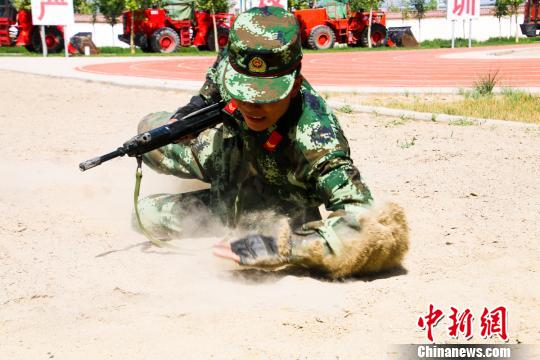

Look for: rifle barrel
[79,149,125,172]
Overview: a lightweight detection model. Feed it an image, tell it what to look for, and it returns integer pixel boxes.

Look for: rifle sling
[133,156,174,248]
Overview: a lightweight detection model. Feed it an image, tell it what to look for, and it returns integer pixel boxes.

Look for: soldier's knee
[132,193,185,240]
[132,194,169,232]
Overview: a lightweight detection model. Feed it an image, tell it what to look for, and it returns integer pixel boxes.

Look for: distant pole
[40,25,47,57]
[451,20,455,48]
[468,19,472,48]
[64,24,69,57]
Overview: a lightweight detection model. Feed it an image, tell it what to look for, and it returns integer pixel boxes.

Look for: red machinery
[0,0,64,52]
[293,5,387,50]
[118,8,234,53]
[521,0,539,37]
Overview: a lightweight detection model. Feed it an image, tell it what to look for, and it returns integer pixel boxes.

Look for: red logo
[448,307,474,340]
[38,0,68,21]
[418,304,445,342]
[224,100,237,115]
[480,306,508,341]
[263,131,283,152]
[418,305,508,342]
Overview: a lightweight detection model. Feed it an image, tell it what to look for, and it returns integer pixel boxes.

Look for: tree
[196,0,230,51]
[351,0,383,48]
[90,0,99,36]
[493,0,509,37]
[288,0,310,10]
[74,0,95,14]
[125,0,155,54]
[426,0,437,10]
[400,0,411,23]
[12,0,31,10]
[196,0,229,12]
[96,0,126,46]
[349,0,365,11]
[386,0,400,12]
[410,0,427,42]
[506,0,523,43]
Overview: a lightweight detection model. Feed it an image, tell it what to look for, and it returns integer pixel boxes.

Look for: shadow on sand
[223,265,408,284]
[95,240,408,284]
[94,240,196,257]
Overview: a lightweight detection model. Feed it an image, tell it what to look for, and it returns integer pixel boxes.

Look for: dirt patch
[0,71,539,359]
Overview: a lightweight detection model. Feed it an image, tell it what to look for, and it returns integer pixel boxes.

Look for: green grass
[448,118,476,126]
[419,36,539,49]
[2,35,538,57]
[303,36,539,53]
[387,115,408,126]
[397,135,417,149]
[337,104,353,113]
[0,44,218,56]
[364,89,540,124]
[473,70,499,96]
[98,46,215,56]
[524,128,540,137]
[305,36,540,52]
[302,45,400,53]
[0,46,35,55]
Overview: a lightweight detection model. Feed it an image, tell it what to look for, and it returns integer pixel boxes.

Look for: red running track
[77,44,540,88]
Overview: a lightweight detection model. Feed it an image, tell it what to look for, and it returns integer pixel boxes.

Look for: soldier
[137,6,409,278]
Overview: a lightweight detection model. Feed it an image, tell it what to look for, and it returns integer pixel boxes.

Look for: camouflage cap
[221,6,303,104]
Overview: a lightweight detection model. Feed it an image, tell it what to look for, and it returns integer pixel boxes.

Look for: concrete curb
[1,62,538,130]
[326,100,540,129]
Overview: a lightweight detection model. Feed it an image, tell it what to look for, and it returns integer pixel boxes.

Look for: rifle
[79,100,226,248]
[79,101,225,171]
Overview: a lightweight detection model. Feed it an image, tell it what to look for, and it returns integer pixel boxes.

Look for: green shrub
[448,118,476,126]
[338,104,353,114]
[474,71,499,96]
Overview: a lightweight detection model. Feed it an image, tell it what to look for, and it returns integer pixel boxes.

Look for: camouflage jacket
[142,54,373,256]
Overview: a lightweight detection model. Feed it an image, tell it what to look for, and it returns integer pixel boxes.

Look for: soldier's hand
[167,117,197,143]
[212,239,240,263]
[213,234,287,267]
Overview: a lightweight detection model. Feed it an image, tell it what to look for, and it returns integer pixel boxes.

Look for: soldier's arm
[290,151,372,258]
[197,49,227,106]
[213,139,409,277]
[168,50,227,121]
[218,116,408,278]
[137,111,220,182]
[288,143,408,278]
[137,51,228,180]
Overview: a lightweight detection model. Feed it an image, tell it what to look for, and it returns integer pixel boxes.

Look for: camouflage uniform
[137,7,408,276]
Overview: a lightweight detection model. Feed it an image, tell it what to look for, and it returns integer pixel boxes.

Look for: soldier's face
[235,76,302,132]
[235,95,292,132]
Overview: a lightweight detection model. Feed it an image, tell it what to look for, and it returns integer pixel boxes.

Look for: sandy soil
[1,70,539,359]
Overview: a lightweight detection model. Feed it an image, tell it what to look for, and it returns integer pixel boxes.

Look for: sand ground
[0,71,539,359]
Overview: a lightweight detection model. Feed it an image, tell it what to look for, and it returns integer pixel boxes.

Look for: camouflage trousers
[135,189,227,240]
[135,188,323,240]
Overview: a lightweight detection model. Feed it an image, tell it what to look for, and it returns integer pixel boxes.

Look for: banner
[31,0,74,25]
[446,0,481,20]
